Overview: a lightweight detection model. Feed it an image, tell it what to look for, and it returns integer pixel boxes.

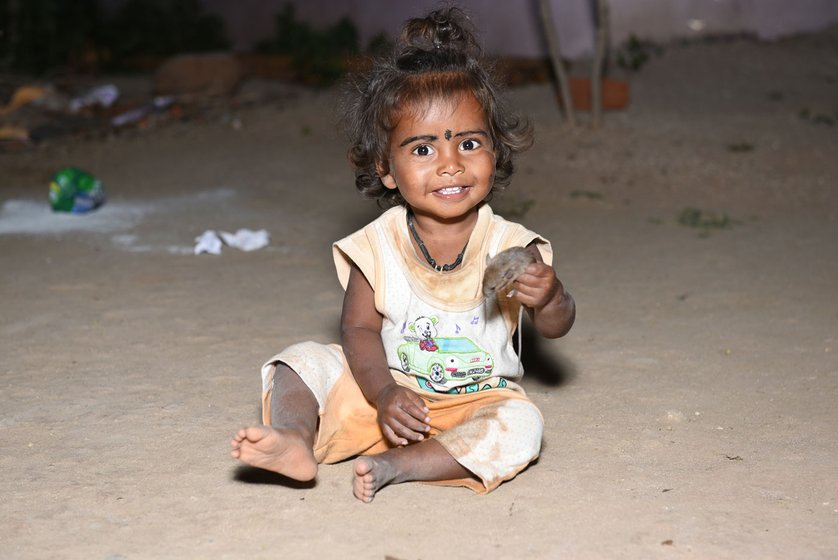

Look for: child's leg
[353,439,473,503]
[230,364,319,481]
[352,393,543,502]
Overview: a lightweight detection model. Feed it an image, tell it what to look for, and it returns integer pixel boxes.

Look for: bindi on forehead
[444,129,452,141]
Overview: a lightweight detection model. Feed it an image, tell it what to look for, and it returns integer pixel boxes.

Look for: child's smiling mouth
[434,186,469,196]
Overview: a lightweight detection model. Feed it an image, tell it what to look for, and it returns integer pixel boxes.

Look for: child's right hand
[374,383,431,447]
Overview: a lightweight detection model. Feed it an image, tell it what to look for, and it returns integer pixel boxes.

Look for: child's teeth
[439,187,462,194]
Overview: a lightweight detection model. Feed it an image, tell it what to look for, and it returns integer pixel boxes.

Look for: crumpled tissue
[194,229,270,255]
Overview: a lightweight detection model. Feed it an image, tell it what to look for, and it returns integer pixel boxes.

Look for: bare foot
[353,456,399,503]
[230,425,317,481]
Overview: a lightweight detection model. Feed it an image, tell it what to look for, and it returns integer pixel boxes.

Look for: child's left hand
[512,261,575,339]
[512,262,561,310]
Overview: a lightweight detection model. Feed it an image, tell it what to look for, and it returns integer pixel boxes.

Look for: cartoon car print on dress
[398,336,494,384]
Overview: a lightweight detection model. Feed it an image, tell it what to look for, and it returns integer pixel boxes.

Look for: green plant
[493,194,535,219]
[677,207,735,237]
[726,142,754,153]
[798,108,836,126]
[570,189,604,200]
[616,34,661,72]
[256,4,360,86]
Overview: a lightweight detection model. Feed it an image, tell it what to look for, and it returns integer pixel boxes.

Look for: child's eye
[460,138,481,151]
[412,144,434,156]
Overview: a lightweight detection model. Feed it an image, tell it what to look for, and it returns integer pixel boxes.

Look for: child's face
[378,93,495,222]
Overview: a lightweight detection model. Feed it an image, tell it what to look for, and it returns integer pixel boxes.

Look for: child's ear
[376,161,398,191]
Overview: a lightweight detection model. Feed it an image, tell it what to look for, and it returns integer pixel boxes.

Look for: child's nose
[437,147,464,176]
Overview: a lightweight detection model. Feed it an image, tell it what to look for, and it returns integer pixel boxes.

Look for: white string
[516,304,524,371]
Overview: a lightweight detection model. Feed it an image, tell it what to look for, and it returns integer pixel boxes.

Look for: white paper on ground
[194,230,223,255]
[219,228,270,251]
[194,228,269,255]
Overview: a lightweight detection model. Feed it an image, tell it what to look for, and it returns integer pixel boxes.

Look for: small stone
[155,53,242,96]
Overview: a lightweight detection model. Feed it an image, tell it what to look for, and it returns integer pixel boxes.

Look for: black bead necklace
[406,210,467,273]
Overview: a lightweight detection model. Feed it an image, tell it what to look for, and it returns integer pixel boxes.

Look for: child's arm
[341,265,431,446]
[513,244,576,339]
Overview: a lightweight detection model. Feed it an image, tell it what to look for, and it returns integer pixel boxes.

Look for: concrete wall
[203,0,838,58]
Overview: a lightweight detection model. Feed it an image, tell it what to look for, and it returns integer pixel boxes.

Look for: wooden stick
[539,0,576,126]
[591,0,610,129]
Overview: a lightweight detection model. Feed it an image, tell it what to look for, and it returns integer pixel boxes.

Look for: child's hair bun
[398,7,481,65]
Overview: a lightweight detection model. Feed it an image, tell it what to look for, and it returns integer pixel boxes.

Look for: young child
[231,6,575,503]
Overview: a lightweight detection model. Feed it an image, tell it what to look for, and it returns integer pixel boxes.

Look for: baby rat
[482,246,536,298]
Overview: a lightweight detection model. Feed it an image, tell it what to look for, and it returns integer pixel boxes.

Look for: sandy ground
[1,29,837,560]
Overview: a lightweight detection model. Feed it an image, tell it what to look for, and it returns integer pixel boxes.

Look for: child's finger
[394,406,430,435]
[517,269,555,290]
[515,273,558,304]
[381,424,408,446]
[386,416,425,444]
[401,398,431,424]
[390,387,430,423]
[511,281,540,301]
[382,421,421,446]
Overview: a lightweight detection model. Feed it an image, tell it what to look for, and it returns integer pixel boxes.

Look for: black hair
[339,6,533,208]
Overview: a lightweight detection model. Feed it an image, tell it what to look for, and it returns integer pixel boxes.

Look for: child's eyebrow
[453,129,488,138]
[399,134,437,147]
[398,129,488,147]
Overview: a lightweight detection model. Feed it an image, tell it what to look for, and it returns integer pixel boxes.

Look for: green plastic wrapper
[49,167,106,213]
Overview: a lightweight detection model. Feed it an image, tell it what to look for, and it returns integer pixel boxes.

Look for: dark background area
[0,0,387,82]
